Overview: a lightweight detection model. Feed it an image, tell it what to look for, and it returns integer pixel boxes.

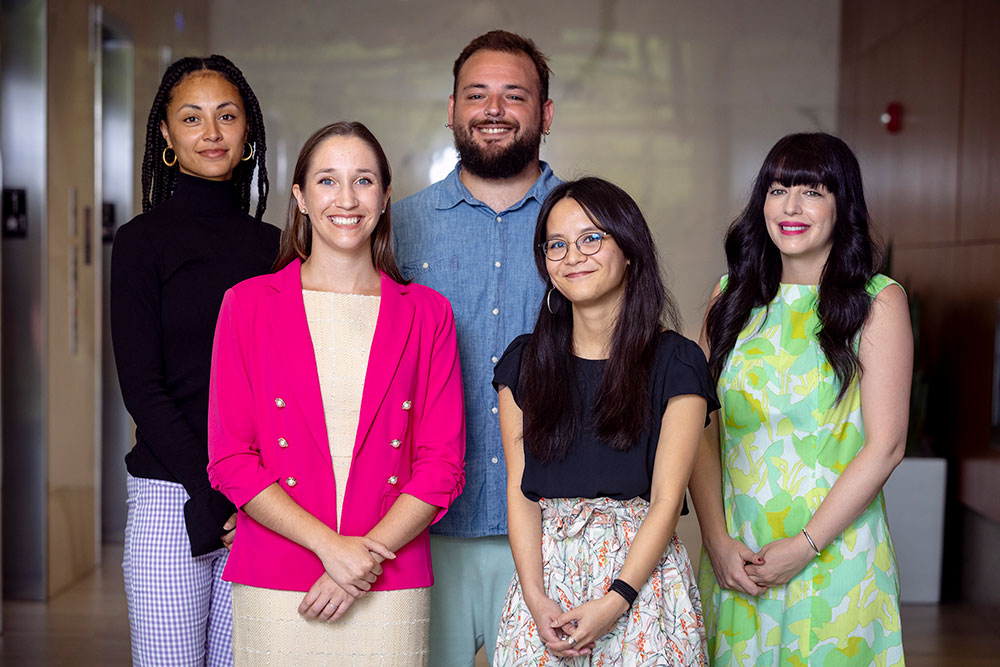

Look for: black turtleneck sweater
[110,174,280,556]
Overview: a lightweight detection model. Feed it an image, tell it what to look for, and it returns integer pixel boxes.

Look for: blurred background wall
[1,0,211,601]
[210,0,840,335]
[839,0,1000,605]
[1,0,997,612]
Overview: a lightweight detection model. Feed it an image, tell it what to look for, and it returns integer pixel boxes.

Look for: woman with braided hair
[111,54,279,666]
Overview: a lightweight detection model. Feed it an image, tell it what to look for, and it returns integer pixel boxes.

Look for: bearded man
[393,29,560,667]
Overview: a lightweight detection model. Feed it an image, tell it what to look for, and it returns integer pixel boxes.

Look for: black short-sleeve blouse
[492,331,720,504]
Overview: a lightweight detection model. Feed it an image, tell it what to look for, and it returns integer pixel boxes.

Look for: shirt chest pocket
[400,253,461,290]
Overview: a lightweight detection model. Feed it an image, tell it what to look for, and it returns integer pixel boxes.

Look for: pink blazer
[207,259,465,591]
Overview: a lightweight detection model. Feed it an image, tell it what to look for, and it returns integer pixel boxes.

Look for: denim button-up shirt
[393,162,561,537]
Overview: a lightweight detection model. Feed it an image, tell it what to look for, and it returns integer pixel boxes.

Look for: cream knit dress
[231,290,430,666]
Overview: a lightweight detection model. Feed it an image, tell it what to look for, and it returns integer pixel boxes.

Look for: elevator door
[98,14,133,543]
[1,0,47,601]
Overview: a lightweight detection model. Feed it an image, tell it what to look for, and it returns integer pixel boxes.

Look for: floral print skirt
[494,497,708,666]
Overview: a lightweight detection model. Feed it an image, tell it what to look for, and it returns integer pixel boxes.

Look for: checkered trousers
[123,474,233,666]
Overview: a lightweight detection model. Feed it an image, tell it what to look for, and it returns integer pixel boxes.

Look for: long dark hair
[706,132,883,401]
[141,54,268,220]
[273,121,407,284]
[519,177,680,462]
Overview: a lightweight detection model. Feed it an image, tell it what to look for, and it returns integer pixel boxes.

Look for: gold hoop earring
[162,147,177,167]
[241,142,255,162]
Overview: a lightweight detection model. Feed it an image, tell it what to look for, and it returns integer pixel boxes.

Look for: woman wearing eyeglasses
[492,177,714,665]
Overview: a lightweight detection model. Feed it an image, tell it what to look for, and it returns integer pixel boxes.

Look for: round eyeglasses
[540,231,612,261]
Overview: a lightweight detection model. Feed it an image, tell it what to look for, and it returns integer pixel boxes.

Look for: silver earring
[300,209,307,214]
[546,287,558,315]
[380,209,385,214]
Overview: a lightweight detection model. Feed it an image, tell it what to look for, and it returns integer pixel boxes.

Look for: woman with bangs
[690,133,910,665]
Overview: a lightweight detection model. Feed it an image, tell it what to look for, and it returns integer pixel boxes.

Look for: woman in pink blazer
[207,121,465,666]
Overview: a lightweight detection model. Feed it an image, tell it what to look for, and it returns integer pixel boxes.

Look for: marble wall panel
[210,0,841,336]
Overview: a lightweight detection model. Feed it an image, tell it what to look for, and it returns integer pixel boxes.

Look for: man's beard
[453,120,542,180]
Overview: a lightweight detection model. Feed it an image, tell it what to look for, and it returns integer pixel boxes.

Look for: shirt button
[390,438,401,449]
[494,261,501,268]
[401,400,412,410]
[285,477,297,487]
[274,397,286,408]
[491,355,499,364]
[491,457,499,464]
[388,475,398,485]
[495,215,502,223]
[278,437,289,448]
[492,308,499,316]
[422,262,429,269]
[491,406,499,414]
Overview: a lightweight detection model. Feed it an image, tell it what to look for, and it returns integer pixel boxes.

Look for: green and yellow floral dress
[698,275,905,667]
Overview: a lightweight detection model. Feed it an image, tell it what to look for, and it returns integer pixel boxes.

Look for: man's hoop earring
[546,287,559,315]
[162,147,177,167]
[241,142,255,162]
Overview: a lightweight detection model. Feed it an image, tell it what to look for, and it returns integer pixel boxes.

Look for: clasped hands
[706,533,816,596]
[298,533,396,623]
[526,590,630,659]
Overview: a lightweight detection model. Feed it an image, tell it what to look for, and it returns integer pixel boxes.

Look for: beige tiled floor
[1,544,996,666]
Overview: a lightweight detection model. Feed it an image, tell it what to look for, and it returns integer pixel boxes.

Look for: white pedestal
[883,457,947,603]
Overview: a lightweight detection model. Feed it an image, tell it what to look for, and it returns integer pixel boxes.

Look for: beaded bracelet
[609,578,638,607]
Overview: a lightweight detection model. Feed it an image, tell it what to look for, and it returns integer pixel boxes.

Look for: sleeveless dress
[231,291,430,666]
[697,274,905,667]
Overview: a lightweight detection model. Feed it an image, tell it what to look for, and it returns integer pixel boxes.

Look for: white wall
[211,0,839,332]
[209,0,841,556]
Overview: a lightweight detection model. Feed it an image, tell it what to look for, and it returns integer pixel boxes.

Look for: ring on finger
[327,601,339,611]
[567,636,576,647]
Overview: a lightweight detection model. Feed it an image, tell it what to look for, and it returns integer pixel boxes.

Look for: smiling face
[763,181,837,274]
[448,49,553,179]
[292,135,391,263]
[544,197,628,313]
[159,71,247,181]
